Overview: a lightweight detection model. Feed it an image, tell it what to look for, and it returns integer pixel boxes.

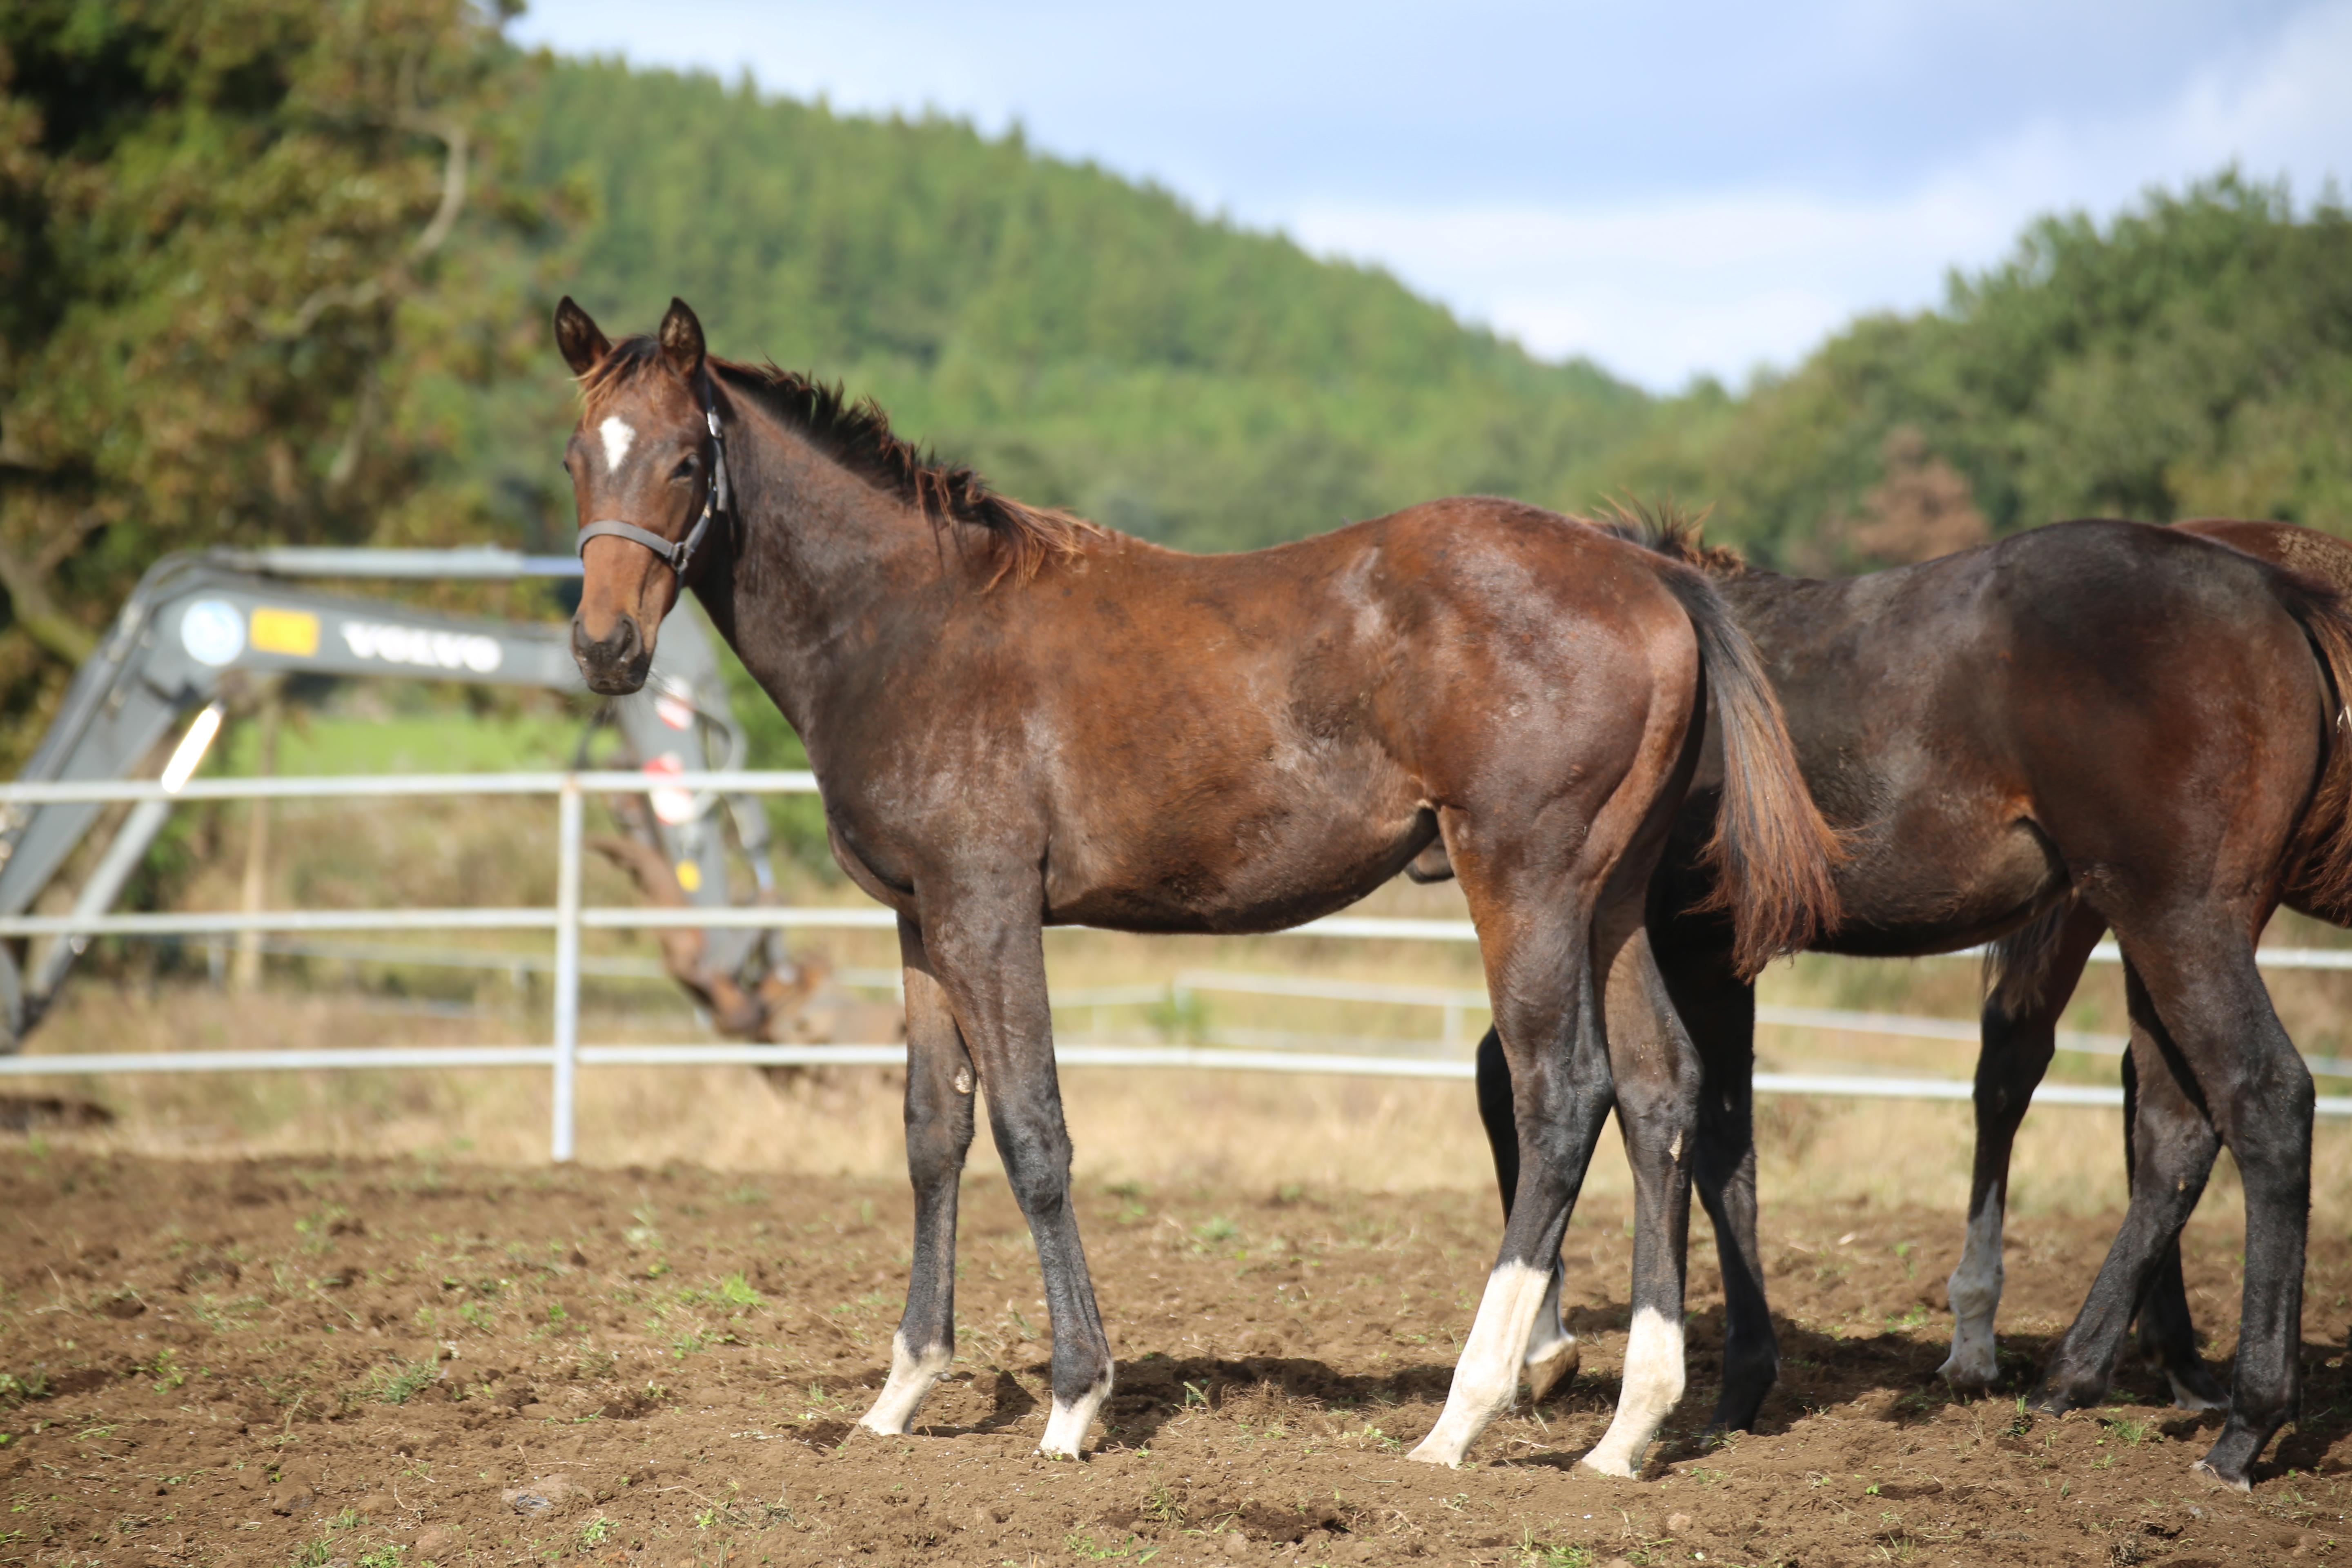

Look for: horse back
[853,498,1702,933]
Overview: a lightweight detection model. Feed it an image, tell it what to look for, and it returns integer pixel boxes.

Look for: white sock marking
[1410,1260,1552,1467]
[1938,1193,2005,1387]
[1038,1365,1114,1457]
[598,416,636,472]
[1580,1305,1686,1477]
[858,1331,953,1436]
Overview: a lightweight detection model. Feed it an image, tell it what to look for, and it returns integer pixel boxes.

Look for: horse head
[555,295,722,695]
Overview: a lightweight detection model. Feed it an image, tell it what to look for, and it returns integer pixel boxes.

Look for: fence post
[551,777,583,1163]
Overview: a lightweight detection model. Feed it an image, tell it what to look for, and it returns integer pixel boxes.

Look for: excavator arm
[0,548,784,1048]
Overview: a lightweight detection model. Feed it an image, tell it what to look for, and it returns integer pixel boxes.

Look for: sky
[511,1,2352,391]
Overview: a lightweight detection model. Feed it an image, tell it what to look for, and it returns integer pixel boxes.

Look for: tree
[0,0,564,759]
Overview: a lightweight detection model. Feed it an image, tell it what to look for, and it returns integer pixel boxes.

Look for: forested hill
[523,60,1660,553]
[1617,174,2352,570]
[522,64,2352,570]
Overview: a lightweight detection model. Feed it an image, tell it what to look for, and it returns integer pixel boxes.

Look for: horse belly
[1046,779,1428,935]
[1824,804,2065,956]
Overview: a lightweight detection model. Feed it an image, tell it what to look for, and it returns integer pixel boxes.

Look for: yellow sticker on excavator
[249,607,319,657]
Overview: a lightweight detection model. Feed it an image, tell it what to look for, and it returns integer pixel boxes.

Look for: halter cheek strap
[577,377,732,579]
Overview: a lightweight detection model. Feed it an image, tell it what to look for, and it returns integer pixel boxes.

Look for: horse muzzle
[572,613,653,695]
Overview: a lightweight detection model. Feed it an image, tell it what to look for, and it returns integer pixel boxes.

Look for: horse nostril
[572,614,643,668]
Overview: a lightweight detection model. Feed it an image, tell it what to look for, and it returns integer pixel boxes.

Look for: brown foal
[552,296,1840,1460]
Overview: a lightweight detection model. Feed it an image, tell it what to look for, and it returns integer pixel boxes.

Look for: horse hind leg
[2035,940,2306,1489]
[2030,956,2222,1418]
[1473,1027,1579,1404]
[1412,926,1611,1468]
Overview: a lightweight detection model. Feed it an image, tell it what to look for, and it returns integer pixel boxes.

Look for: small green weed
[0,1371,50,1407]
[144,1348,186,1393]
[364,1358,437,1406]
[1065,1531,1160,1561]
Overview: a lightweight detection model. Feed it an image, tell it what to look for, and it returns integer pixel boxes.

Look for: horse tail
[1653,563,1844,976]
[2265,570,2352,919]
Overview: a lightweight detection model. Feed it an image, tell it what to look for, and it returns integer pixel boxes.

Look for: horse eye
[671,455,699,481]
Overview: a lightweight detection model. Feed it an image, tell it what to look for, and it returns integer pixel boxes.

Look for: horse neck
[693,401,962,748]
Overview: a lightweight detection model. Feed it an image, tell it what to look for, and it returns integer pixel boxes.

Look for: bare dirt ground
[1,1148,2347,1568]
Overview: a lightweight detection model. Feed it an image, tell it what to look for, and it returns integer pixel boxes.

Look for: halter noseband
[575,373,732,579]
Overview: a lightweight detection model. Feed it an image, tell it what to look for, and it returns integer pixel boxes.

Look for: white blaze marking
[599,416,636,472]
[1938,1192,2005,1387]
[1581,1305,1686,1477]
[859,1332,953,1436]
[1410,1260,1552,1467]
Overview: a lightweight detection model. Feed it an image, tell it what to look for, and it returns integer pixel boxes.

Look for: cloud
[1288,1,2352,389]
[514,0,2352,390]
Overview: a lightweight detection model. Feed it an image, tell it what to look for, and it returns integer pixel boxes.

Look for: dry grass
[19,962,2352,1238]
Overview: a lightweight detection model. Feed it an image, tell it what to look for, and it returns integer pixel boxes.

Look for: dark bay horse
[550,298,1842,1459]
[1942,519,2352,1425]
[1468,517,2352,1486]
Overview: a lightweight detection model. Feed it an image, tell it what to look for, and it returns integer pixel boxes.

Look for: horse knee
[990,1117,1075,1216]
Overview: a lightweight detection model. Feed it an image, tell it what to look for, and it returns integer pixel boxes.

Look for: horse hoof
[1936,1348,1998,1390]
[2028,1379,2098,1418]
[1525,1341,1580,1404]
[1576,1451,1639,1480]
[2165,1369,2229,1412]
[1405,1439,1463,1468]
[2191,1458,2252,1494]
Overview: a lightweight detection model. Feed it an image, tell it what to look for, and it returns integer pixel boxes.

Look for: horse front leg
[1655,925,1775,1435]
[923,899,1114,1458]
[2123,1043,2226,1410]
[859,918,978,1437]
[1941,903,2103,1390]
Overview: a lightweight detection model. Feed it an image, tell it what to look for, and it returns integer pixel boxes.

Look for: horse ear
[554,296,611,376]
[659,297,706,380]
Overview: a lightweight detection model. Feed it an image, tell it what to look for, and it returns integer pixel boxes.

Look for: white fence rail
[8,768,2352,1158]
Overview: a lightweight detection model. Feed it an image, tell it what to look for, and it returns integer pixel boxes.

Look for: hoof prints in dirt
[0,1150,2343,1565]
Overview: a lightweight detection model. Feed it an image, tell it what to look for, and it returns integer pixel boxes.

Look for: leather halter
[575,372,731,579]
